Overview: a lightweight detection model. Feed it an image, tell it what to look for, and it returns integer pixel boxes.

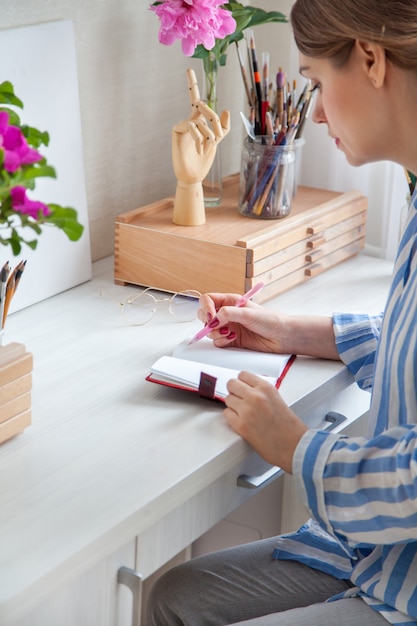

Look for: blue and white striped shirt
[273,192,417,624]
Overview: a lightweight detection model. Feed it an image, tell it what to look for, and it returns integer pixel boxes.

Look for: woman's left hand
[224,371,308,473]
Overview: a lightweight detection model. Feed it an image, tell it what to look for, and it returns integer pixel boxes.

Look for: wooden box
[114,174,367,303]
[0,342,32,444]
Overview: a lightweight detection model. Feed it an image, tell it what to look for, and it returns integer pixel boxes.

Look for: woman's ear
[355,40,387,87]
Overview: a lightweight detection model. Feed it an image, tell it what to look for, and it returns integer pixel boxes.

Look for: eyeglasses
[101,287,201,326]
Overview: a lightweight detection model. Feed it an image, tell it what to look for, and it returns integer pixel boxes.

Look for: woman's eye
[310,83,321,94]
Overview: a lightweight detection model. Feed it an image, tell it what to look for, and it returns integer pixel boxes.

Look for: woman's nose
[311,95,326,125]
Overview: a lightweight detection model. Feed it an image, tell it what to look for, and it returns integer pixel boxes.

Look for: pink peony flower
[0,111,43,173]
[150,0,236,56]
[10,186,52,220]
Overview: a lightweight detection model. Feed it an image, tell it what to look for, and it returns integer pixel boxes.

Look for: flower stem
[202,52,219,112]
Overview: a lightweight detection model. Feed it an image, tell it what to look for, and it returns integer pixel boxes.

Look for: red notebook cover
[146,353,296,402]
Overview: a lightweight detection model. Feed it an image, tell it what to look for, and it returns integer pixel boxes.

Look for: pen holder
[238,137,296,219]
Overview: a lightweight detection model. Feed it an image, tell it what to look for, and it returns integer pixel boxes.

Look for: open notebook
[146,337,295,402]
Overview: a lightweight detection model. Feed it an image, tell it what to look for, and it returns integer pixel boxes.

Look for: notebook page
[173,337,291,378]
[150,355,277,399]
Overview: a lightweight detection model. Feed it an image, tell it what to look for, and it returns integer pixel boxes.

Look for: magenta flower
[150,0,236,56]
[0,111,43,173]
[10,186,51,220]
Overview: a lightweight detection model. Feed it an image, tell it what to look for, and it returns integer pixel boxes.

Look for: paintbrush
[235,41,253,109]
[274,69,286,130]
[249,30,263,135]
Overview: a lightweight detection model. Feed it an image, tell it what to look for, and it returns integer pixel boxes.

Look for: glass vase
[202,53,222,207]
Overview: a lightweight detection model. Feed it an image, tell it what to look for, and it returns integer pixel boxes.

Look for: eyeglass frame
[100,286,202,326]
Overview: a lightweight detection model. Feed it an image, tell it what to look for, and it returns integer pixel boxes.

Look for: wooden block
[0,351,33,386]
[0,372,32,405]
[0,392,31,425]
[0,343,32,443]
[0,409,31,445]
[0,342,26,368]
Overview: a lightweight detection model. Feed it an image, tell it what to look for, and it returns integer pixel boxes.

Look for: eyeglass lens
[122,290,200,325]
[123,292,157,325]
[169,290,201,321]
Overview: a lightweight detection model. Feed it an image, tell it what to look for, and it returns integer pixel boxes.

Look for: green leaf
[0,81,24,109]
[46,204,85,242]
[10,238,22,256]
[192,45,210,60]
[219,52,228,67]
[20,164,57,181]
[22,220,42,235]
[0,106,21,126]
[21,125,50,149]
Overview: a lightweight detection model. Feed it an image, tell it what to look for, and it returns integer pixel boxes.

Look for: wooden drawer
[114,174,367,303]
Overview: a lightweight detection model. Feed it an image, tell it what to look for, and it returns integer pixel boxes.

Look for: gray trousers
[145,536,387,626]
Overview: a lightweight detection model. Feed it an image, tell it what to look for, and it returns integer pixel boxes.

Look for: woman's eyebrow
[299,65,310,76]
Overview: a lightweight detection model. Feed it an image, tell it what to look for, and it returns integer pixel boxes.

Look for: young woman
[146,0,417,624]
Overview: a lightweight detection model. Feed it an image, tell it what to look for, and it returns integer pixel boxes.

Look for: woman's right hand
[198,292,290,354]
[198,292,340,360]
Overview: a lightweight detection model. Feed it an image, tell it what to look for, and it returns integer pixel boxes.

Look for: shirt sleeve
[332,312,383,390]
[293,425,417,549]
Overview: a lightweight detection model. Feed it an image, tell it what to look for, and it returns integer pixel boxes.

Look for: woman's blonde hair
[290,0,417,70]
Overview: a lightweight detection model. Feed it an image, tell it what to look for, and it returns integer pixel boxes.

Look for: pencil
[2,272,14,329]
[0,261,10,330]
[12,259,26,295]
[1,260,26,329]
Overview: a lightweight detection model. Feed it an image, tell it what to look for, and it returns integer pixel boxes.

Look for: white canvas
[0,20,91,314]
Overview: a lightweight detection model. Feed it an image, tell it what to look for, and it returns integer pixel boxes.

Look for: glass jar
[238,137,296,219]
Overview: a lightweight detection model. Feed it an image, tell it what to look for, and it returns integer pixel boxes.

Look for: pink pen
[188,282,265,345]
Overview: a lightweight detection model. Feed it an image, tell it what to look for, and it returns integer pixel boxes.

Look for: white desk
[0,254,393,626]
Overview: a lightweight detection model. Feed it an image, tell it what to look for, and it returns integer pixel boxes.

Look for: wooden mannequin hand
[172,69,230,186]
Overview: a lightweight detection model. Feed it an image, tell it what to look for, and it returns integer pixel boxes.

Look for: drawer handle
[306,235,326,249]
[306,223,324,235]
[236,412,347,489]
[237,465,282,489]
[305,263,323,277]
[117,566,142,626]
[324,411,347,431]
[305,249,323,263]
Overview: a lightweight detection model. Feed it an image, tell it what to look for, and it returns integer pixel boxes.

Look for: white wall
[0,0,293,262]
[2,0,401,263]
